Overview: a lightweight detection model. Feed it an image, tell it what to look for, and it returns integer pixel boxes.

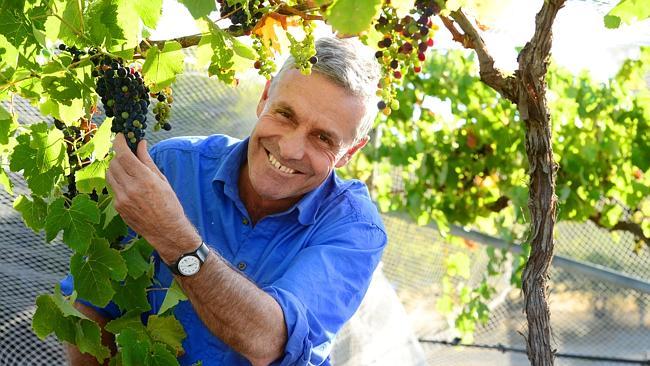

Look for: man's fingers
[113,133,145,177]
[108,155,135,186]
[136,140,165,179]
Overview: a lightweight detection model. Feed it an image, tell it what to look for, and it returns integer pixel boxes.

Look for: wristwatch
[167,242,210,276]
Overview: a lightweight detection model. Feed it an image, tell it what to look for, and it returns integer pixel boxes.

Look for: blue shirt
[63,135,387,365]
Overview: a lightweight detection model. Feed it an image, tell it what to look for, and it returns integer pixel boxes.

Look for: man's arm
[67,303,117,366]
[106,135,287,365]
[174,244,287,365]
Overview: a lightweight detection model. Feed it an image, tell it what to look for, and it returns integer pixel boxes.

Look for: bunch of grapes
[93,57,151,152]
[152,88,174,132]
[371,1,440,115]
[218,0,267,34]
[286,20,318,75]
[54,118,98,203]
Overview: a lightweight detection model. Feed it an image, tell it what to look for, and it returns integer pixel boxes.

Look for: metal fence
[1,71,648,365]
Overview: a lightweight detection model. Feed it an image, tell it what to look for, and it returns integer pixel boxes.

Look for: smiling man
[66,37,386,366]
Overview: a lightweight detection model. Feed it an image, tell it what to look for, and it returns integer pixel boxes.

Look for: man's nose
[278,130,306,161]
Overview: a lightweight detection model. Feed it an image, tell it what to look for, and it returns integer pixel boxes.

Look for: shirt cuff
[263,285,324,366]
[60,274,122,320]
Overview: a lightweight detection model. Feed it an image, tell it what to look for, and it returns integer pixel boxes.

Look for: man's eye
[318,134,331,144]
[278,110,291,118]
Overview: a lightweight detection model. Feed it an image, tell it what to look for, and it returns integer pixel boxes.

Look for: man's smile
[266,149,300,174]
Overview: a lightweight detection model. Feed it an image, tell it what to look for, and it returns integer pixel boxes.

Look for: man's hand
[106,134,200,262]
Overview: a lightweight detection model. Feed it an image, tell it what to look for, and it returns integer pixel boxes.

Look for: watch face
[178,255,201,276]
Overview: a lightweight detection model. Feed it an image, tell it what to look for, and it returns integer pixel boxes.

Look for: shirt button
[237,262,247,271]
[242,217,249,225]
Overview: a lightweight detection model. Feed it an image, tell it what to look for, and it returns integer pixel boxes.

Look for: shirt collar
[211,137,343,226]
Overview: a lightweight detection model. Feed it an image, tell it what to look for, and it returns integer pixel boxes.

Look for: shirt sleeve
[261,220,387,366]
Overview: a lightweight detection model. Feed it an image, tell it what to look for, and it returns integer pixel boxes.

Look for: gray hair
[273,37,381,143]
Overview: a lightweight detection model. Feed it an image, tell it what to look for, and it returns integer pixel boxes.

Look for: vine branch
[441,10,519,104]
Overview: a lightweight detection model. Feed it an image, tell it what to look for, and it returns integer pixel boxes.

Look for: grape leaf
[13,194,48,232]
[117,328,152,366]
[158,279,187,315]
[85,0,124,48]
[326,0,382,35]
[32,286,80,343]
[70,237,127,307]
[122,237,154,279]
[97,200,128,243]
[112,273,152,312]
[0,168,12,195]
[76,117,113,160]
[604,15,622,29]
[134,0,163,29]
[33,285,109,361]
[75,159,110,194]
[9,131,65,196]
[75,319,111,362]
[178,0,217,19]
[147,315,186,354]
[105,310,147,337]
[230,36,256,60]
[149,342,180,366]
[45,195,100,252]
[27,167,63,196]
[605,0,650,28]
[0,2,37,49]
[142,41,185,93]
[29,122,66,173]
[0,105,18,145]
[43,0,84,46]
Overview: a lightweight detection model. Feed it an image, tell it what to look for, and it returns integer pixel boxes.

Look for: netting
[1,70,649,365]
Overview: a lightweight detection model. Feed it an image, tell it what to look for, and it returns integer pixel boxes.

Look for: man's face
[246,69,368,202]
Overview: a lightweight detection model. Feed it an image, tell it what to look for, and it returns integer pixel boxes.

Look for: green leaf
[76,119,113,159]
[149,342,180,366]
[606,0,650,27]
[13,194,48,232]
[146,315,186,354]
[122,237,154,279]
[327,0,382,34]
[231,37,256,60]
[32,286,80,343]
[27,167,63,196]
[29,122,66,173]
[178,0,217,19]
[33,285,109,361]
[0,105,18,145]
[75,319,111,362]
[70,237,127,307]
[45,195,100,252]
[105,310,147,337]
[158,279,187,315]
[112,273,152,312]
[75,159,110,194]
[142,41,185,92]
[117,328,151,366]
[0,167,12,194]
[604,15,622,29]
[134,0,163,29]
[85,0,124,47]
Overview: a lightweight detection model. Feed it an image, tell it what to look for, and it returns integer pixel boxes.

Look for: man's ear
[256,79,273,117]
[335,135,369,168]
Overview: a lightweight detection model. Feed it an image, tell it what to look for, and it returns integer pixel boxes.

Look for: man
[65,37,386,366]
